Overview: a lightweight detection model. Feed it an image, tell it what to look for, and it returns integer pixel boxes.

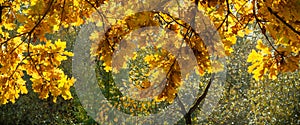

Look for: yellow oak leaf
[247,50,262,62]
[227,35,237,44]
[55,39,66,49]
[237,30,245,37]
[53,25,60,31]
[19,85,28,94]
[104,65,112,72]
[3,23,16,30]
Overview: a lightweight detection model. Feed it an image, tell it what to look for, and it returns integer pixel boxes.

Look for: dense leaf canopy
[0,0,299,124]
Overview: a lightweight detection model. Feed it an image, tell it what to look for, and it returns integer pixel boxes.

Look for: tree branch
[0,5,10,23]
[252,0,281,55]
[28,0,54,35]
[216,0,231,31]
[267,7,300,36]
[84,0,107,29]
[184,74,215,124]
[175,93,187,115]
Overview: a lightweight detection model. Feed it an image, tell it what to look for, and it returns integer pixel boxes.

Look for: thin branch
[1,32,28,46]
[7,55,29,80]
[194,0,199,6]
[267,7,300,36]
[9,40,25,54]
[84,0,102,16]
[59,0,66,27]
[84,0,107,29]
[229,12,244,27]
[27,42,45,81]
[252,0,281,55]
[236,0,249,14]
[160,12,190,30]
[3,0,53,47]
[175,93,187,115]
[2,1,54,84]
[216,0,231,31]
[217,13,229,31]
[0,5,10,23]
[185,74,215,124]
[242,15,254,29]
[28,0,54,35]
[24,0,55,82]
